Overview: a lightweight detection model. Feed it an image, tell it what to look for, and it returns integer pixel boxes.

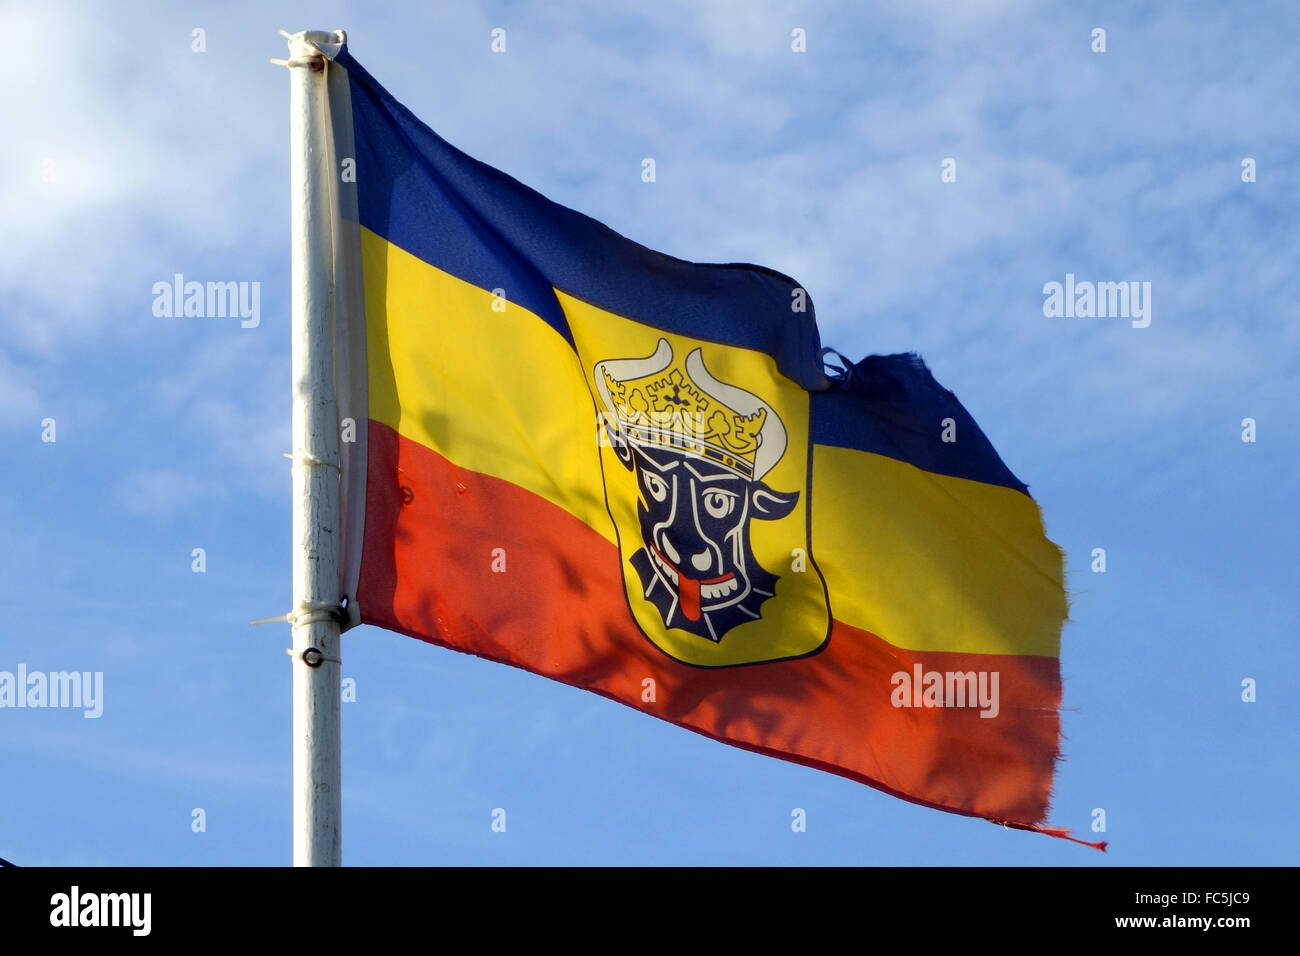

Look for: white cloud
[0,351,42,431]
[0,5,286,354]
[113,467,223,518]
[2,0,1296,488]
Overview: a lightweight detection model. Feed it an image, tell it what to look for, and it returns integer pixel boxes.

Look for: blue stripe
[333,47,1032,494]
[334,47,828,392]
[811,354,1030,495]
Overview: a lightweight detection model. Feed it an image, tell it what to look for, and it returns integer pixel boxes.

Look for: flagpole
[286,29,342,867]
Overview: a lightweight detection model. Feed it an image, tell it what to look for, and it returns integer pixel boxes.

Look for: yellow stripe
[362,228,1063,658]
[362,228,613,541]
[812,444,1064,657]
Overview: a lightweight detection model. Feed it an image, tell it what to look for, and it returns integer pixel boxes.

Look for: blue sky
[1,0,1297,865]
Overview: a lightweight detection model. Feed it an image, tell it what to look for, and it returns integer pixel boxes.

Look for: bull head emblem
[596,339,798,643]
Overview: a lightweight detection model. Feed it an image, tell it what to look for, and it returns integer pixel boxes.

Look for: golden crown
[602,359,767,477]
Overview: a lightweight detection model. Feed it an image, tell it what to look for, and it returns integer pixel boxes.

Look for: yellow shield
[561,291,830,667]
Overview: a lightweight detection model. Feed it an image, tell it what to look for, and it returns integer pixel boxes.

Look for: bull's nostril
[659,536,681,564]
[691,552,712,572]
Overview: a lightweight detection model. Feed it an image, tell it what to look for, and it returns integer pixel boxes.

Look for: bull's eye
[701,489,736,519]
[642,471,669,503]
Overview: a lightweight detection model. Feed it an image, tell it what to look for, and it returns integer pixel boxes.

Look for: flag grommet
[299,647,341,669]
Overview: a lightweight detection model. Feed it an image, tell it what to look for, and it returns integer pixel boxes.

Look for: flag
[320,40,1088,844]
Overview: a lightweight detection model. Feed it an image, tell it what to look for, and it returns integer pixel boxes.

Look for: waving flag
[318,39,1087,843]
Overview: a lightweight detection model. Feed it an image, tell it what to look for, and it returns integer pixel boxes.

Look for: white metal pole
[287,30,342,867]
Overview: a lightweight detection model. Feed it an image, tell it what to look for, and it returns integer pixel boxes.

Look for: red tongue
[679,574,701,621]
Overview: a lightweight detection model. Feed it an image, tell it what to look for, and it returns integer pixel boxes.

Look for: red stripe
[359,421,1065,829]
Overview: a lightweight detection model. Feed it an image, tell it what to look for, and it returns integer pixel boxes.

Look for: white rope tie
[283,451,341,474]
[250,600,347,629]
[269,30,326,71]
[269,55,324,70]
